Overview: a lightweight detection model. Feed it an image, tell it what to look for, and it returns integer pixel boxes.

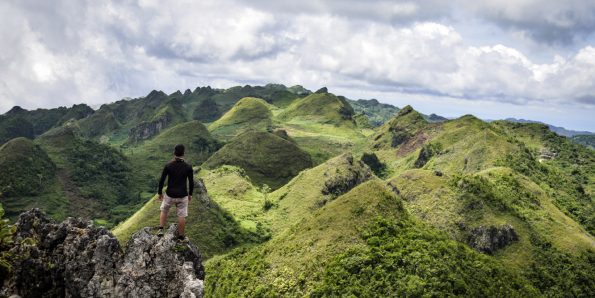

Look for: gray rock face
[321,154,373,198]
[129,115,171,143]
[467,224,518,254]
[2,209,204,298]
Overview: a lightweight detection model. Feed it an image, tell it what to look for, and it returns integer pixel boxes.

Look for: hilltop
[0,84,593,297]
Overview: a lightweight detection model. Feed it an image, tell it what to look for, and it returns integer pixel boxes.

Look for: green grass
[0,137,56,197]
[277,92,355,127]
[203,131,313,189]
[206,180,539,297]
[113,174,268,259]
[209,97,274,141]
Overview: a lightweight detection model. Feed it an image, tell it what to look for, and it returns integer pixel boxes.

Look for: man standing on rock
[157,144,193,241]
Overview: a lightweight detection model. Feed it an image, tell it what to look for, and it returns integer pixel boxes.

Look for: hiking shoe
[177,235,189,243]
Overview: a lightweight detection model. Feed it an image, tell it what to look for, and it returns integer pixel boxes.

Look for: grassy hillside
[206,180,539,297]
[1,84,593,296]
[0,104,93,144]
[0,137,56,197]
[278,91,355,126]
[203,131,313,189]
[571,134,595,149]
[34,122,141,224]
[348,98,400,126]
[208,97,274,141]
[113,167,269,258]
[126,120,221,193]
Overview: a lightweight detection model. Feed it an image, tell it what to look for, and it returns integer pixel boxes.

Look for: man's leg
[178,216,186,236]
[160,211,168,228]
[175,196,189,240]
[158,195,171,236]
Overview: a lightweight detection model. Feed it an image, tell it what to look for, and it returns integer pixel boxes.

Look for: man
[157,144,194,241]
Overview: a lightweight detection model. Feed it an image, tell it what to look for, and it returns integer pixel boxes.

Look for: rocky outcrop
[129,115,171,143]
[1,209,204,298]
[321,154,373,198]
[467,224,518,254]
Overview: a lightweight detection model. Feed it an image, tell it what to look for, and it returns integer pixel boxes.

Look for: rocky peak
[466,224,518,254]
[315,87,328,94]
[6,106,26,115]
[2,209,204,298]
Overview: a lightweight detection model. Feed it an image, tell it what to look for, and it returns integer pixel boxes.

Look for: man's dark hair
[174,144,185,157]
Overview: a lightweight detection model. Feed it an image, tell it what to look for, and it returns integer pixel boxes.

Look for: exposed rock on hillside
[1,209,204,298]
[321,154,373,198]
[129,115,171,143]
[467,224,518,254]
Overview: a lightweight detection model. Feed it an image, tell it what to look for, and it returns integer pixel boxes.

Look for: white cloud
[0,0,594,130]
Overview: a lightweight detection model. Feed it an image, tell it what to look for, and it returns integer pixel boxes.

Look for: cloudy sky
[1,0,594,131]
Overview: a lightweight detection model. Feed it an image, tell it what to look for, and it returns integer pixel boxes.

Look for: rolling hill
[0,84,593,297]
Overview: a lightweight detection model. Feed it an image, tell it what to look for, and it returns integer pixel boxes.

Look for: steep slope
[126,120,221,193]
[0,138,63,220]
[208,97,273,141]
[278,91,355,126]
[370,105,432,151]
[34,121,141,224]
[113,177,265,259]
[0,137,56,197]
[203,131,313,189]
[0,104,93,144]
[348,98,400,126]
[128,97,187,143]
[363,112,595,295]
[78,106,121,139]
[3,209,205,298]
[206,180,538,297]
[572,134,595,149]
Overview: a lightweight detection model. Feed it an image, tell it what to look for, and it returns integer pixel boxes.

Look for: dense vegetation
[1,84,593,297]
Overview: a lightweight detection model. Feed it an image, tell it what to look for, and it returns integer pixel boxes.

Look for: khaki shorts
[160,194,189,217]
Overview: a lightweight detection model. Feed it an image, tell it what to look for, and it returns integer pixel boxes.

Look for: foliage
[312,217,538,297]
[0,204,16,283]
[203,131,313,189]
[360,152,386,176]
[0,137,56,197]
[571,134,595,149]
[348,98,399,126]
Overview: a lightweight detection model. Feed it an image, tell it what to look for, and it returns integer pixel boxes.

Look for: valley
[0,84,594,296]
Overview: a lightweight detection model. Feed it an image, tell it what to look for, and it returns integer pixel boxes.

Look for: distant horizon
[2,1,594,133]
[2,83,593,133]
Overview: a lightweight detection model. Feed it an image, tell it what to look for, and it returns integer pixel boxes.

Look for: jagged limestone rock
[321,154,373,198]
[2,209,204,298]
[467,224,518,254]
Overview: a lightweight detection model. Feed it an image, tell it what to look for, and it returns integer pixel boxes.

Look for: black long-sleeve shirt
[158,158,194,198]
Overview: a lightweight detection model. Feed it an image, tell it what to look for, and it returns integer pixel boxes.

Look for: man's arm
[157,165,168,200]
[188,166,194,201]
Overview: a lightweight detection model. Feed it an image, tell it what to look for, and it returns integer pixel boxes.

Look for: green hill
[113,167,269,258]
[126,120,221,193]
[278,91,355,126]
[348,98,400,126]
[1,84,594,296]
[203,131,312,189]
[206,179,539,297]
[0,104,93,144]
[32,121,142,224]
[370,105,431,151]
[0,137,56,199]
[208,97,274,141]
[571,134,595,149]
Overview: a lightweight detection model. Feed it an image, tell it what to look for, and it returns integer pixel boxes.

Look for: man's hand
[188,195,192,202]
